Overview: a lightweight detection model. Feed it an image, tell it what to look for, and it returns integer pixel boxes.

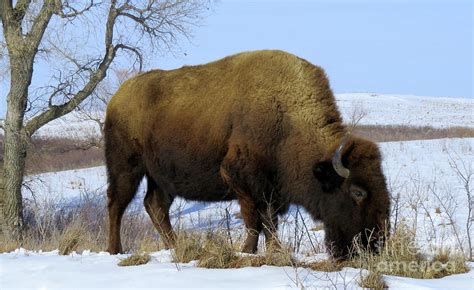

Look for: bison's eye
[350,185,367,205]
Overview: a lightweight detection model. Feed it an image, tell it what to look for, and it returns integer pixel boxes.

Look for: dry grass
[358,271,387,289]
[349,224,469,279]
[58,220,85,255]
[354,125,474,142]
[118,253,151,266]
[305,259,347,272]
[172,232,205,263]
[170,230,296,269]
[0,136,104,175]
[0,237,19,253]
[0,193,162,255]
[197,235,238,268]
[232,247,296,268]
[138,235,163,253]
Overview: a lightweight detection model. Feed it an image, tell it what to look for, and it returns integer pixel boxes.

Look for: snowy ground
[30,93,474,139]
[2,138,472,289]
[336,93,474,128]
[2,249,473,289]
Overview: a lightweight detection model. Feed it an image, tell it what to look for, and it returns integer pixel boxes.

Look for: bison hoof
[107,245,123,255]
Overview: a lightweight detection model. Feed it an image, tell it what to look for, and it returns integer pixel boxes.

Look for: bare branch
[24,2,120,136]
[24,44,117,136]
[25,0,55,50]
[54,0,97,20]
[115,0,210,51]
[115,44,143,72]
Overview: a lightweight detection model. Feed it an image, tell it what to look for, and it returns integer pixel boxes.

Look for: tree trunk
[2,127,27,241]
[0,54,33,241]
[0,158,5,235]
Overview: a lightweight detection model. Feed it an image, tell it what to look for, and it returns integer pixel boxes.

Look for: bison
[104,50,390,259]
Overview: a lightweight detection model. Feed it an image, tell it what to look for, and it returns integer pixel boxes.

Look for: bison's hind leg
[144,175,176,249]
[106,162,144,254]
[105,129,145,254]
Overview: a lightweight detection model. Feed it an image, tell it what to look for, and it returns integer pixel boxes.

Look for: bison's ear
[312,161,345,192]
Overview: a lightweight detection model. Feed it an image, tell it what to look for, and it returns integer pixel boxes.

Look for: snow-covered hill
[30,93,474,139]
[336,93,474,128]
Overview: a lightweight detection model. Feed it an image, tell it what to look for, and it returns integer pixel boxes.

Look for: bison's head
[312,135,390,259]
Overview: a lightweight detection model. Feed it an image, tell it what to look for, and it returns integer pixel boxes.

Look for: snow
[29,93,474,139]
[1,249,472,289]
[0,249,357,289]
[336,93,474,128]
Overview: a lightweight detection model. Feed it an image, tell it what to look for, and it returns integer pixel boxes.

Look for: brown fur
[104,50,390,258]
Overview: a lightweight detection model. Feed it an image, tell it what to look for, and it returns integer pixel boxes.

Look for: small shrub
[118,253,151,266]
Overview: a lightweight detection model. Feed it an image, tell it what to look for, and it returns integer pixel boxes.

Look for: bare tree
[0,0,212,241]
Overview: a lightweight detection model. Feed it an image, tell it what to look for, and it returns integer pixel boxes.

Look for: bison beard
[104,50,391,259]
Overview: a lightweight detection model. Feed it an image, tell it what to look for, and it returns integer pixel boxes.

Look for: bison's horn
[332,134,351,178]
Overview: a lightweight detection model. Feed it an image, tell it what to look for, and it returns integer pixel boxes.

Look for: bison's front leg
[220,141,276,253]
[238,194,263,253]
[144,176,176,249]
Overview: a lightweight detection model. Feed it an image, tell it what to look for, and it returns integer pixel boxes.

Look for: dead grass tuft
[58,221,85,255]
[358,271,387,289]
[172,232,204,263]
[305,259,348,272]
[118,253,151,266]
[138,235,163,253]
[349,224,469,279]
[0,237,19,253]
[197,235,237,268]
[170,230,297,269]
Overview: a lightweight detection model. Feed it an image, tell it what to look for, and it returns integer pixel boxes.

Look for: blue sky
[0,0,472,117]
